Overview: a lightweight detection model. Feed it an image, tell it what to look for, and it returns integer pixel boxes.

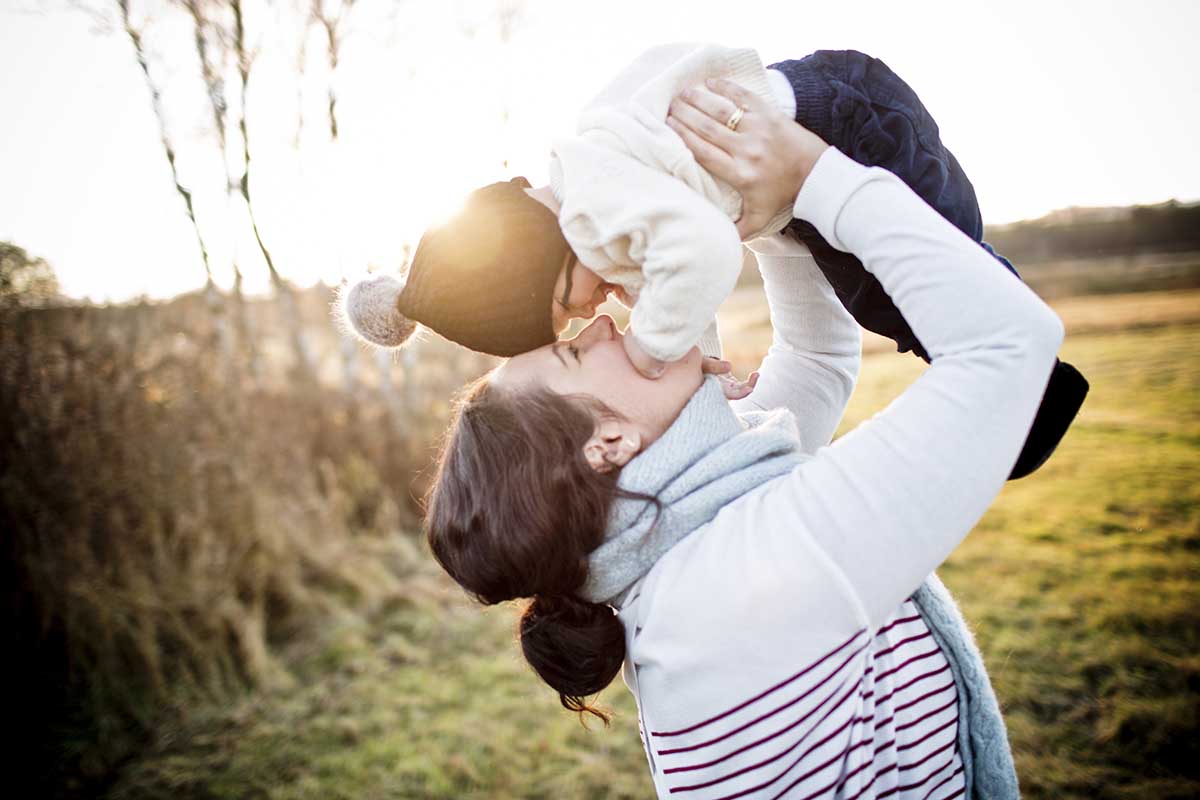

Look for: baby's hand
[623,333,668,378]
[718,369,759,401]
[702,357,758,399]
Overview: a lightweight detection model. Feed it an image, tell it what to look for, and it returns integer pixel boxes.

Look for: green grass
[110,590,653,800]
[109,301,1200,800]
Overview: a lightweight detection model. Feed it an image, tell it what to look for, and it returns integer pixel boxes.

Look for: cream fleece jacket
[548,43,794,362]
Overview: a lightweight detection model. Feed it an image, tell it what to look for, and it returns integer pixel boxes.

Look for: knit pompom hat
[338,177,571,358]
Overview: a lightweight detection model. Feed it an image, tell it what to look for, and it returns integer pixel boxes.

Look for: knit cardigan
[598,148,1061,798]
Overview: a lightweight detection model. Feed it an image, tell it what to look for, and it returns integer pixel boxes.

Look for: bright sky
[1,0,1198,301]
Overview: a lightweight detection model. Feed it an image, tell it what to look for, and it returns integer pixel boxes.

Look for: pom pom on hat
[335,272,419,349]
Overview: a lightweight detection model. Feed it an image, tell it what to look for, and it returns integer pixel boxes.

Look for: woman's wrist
[782,127,832,217]
[791,147,871,239]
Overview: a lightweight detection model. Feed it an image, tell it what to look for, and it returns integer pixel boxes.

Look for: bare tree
[118,0,215,288]
[229,0,314,382]
[310,0,355,142]
[181,0,261,385]
[307,0,362,393]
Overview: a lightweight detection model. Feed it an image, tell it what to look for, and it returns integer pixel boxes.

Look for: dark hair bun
[519,594,626,721]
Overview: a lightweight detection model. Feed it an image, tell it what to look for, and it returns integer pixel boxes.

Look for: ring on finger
[725,106,746,131]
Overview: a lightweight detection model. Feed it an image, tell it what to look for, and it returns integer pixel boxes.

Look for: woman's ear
[583,419,642,474]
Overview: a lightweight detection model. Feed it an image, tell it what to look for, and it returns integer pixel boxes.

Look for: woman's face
[494,315,705,446]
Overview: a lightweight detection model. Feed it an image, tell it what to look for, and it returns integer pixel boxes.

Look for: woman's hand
[667,78,830,240]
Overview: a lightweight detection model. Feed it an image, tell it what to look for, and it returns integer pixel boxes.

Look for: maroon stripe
[766,739,873,800]
[875,648,940,682]
[894,683,955,715]
[651,629,865,738]
[897,716,957,752]
[836,754,875,789]
[939,786,965,800]
[874,738,895,755]
[922,764,965,800]
[657,640,869,755]
[874,614,921,638]
[896,756,957,791]
[874,714,894,730]
[898,740,955,773]
[892,663,951,695]
[826,761,872,800]
[844,762,897,800]
[667,680,862,793]
[895,693,957,726]
[873,631,932,659]
[873,664,951,708]
[661,673,866,775]
[878,749,952,797]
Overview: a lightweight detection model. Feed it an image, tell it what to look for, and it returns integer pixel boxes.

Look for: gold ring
[725,106,746,131]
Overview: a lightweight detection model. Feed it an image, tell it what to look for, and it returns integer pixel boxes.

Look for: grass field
[110,290,1200,800]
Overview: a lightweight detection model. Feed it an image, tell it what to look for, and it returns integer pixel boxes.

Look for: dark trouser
[769,50,1088,479]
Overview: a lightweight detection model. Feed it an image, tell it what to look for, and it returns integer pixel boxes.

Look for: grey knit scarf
[583,377,1019,800]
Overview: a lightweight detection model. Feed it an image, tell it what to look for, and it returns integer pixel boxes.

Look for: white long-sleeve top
[614,147,1063,799]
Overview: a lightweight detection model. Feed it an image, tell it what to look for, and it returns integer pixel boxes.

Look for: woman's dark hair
[425,375,634,726]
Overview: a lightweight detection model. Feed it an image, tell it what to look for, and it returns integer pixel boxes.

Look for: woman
[424,89,1062,799]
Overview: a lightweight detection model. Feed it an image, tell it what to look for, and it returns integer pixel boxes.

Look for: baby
[341,44,1087,478]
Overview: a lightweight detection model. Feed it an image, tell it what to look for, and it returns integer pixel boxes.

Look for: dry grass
[1,289,495,797]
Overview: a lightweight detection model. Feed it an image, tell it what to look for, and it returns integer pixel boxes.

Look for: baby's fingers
[717,371,757,401]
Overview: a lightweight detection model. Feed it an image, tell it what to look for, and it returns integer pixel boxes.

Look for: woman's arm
[774,148,1062,628]
[673,83,1063,629]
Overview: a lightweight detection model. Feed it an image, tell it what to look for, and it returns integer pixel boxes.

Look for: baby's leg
[770,49,1017,358]
[770,50,1087,479]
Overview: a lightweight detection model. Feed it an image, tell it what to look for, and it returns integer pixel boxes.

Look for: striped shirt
[628,600,964,800]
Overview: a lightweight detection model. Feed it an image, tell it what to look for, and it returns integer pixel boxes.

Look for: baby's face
[550,254,615,334]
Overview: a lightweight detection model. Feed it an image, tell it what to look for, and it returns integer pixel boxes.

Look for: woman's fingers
[669,94,739,153]
[677,86,739,129]
[705,78,769,114]
[666,115,737,185]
